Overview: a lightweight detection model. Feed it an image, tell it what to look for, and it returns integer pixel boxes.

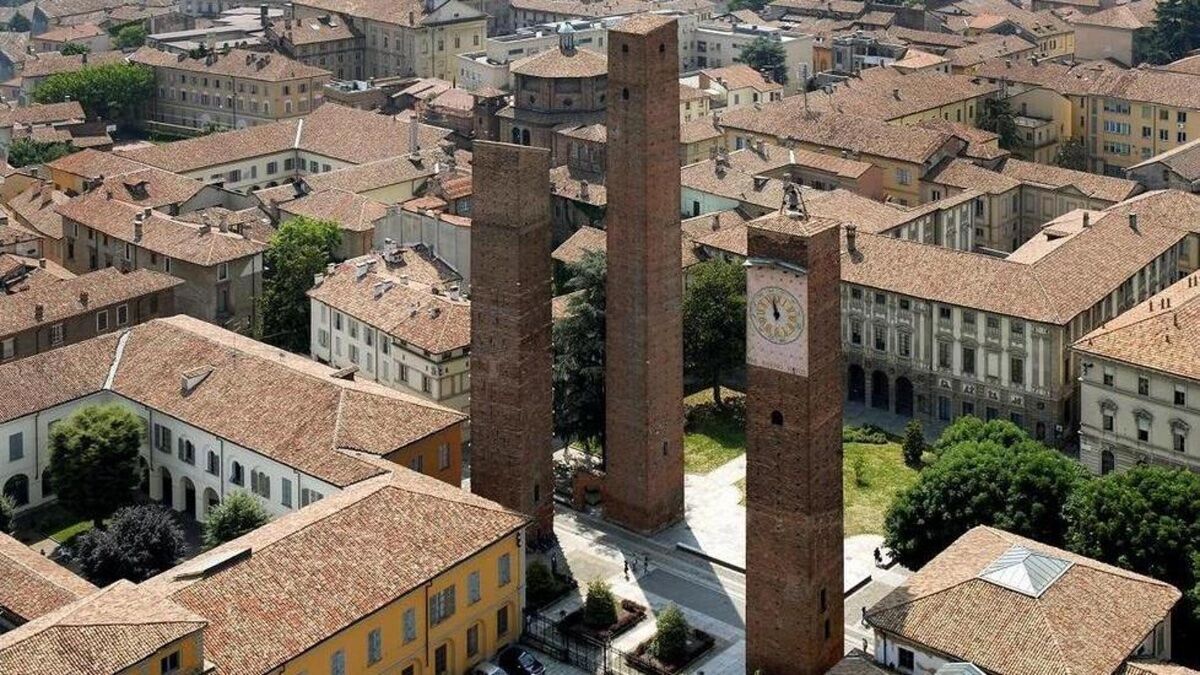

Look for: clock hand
[772,298,780,321]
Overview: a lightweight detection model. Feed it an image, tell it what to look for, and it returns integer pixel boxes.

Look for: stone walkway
[656,455,747,569]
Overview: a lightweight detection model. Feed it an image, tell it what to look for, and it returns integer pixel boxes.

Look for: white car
[472,662,506,675]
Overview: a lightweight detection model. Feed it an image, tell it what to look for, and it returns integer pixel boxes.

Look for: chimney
[1082,212,1089,228]
[580,179,589,201]
[260,3,268,28]
[846,223,857,252]
[134,212,144,241]
[408,120,420,157]
[892,88,900,100]
[38,258,46,269]
[1129,212,1138,231]
[34,304,43,322]
[79,291,89,307]
[752,175,769,191]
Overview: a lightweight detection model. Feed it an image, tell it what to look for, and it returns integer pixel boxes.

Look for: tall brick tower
[470,140,555,536]
[744,189,844,674]
[603,14,685,533]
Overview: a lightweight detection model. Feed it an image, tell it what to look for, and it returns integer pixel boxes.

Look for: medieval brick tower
[603,14,685,533]
[744,191,845,674]
[470,141,555,536]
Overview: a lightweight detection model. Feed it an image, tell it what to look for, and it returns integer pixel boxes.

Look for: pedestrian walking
[873,547,883,567]
[623,558,630,581]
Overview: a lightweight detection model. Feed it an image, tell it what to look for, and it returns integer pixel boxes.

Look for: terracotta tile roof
[131,46,329,82]
[34,22,103,42]
[890,48,949,71]
[866,526,1180,675]
[0,581,206,675]
[679,82,708,101]
[701,63,782,92]
[999,158,1141,204]
[842,190,1200,323]
[680,115,722,144]
[720,107,958,164]
[308,253,467,353]
[0,100,84,128]
[550,165,606,205]
[613,12,678,34]
[279,188,388,232]
[552,224,606,264]
[0,267,181,338]
[508,0,650,17]
[559,123,607,143]
[808,65,998,121]
[552,289,582,321]
[294,0,484,28]
[915,118,1008,160]
[885,26,972,50]
[7,182,68,239]
[829,650,893,675]
[44,147,149,180]
[141,469,525,675]
[977,59,1200,111]
[1163,54,1200,76]
[268,14,359,45]
[56,192,267,266]
[397,78,453,100]
[1128,137,1200,181]
[769,0,866,16]
[1125,663,1200,675]
[0,330,118,422]
[1070,0,1156,29]
[942,0,1071,36]
[0,532,95,623]
[680,208,749,241]
[303,149,444,195]
[96,168,205,209]
[117,104,453,173]
[681,159,786,210]
[19,50,123,78]
[925,157,1021,194]
[855,10,895,27]
[946,35,1035,68]
[511,46,607,79]
[428,86,475,112]
[1074,271,1200,382]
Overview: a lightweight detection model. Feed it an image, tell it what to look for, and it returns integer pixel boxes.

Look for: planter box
[627,628,716,674]
[560,599,648,642]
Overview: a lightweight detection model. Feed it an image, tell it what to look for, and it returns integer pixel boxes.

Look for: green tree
[884,438,1086,569]
[48,404,143,527]
[683,260,745,407]
[978,97,1021,151]
[7,138,73,168]
[0,494,12,534]
[584,579,618,628]
[202,491,270,548]
[727,0,768,11]
[71,504,183,585]
[115,24,147,50]
[59,42,90,55]
[259,216,341,352]
[33,62,154,124]
[552,250,606,453]
[653,604,691,664]
[1140,0,1200,64]
[526,560,559,608]
[901,419,925,468]
[6,13,30,32]
[930,415,1028,458]
[1053,137,1088,171]
[737,37,788,86]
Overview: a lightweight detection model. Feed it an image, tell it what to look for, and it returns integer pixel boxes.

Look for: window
[207,451,220,475]
[281,477,292,507]
[895,168,911,185]
[251,470,271,498]
[430,586,456,625]
[8,432,22,461]
[1175,386,1187,406]
[1137,414,1151,442]
[898,648,914,672]
[178,438,195,464]
[367,628,382,664]
[331,650,346,675]
[467,624,480,657]
[937,341,951,369]
[1103,367,1114,386]
[1102,449,1115,475]
[96,310,109,332]
[438,443,450,470]
[962,347,976,376]
[422,375,432,393]
[937,395,951,421]
[217,262,229,281]
[155,424,172,452]
[116,304,128,326]
[0,338,11,361]
[897,332,911,358]
[410,454,424,473]
[874,292,885,305]
[498,553,512,586]
[231,461,244,485]
[1103,412,1114,431]
[497,605,510,637]
[161,651,180,674]
[850,287,862,300]
[435,644,448,675]
[1010,357,1024,386]
[850,319,862,345]
[938,307,951,320]
[403,607,418,643]
[1139,376,1150,396]
[468,570,481,604]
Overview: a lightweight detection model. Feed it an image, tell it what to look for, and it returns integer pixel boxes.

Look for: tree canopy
[1053,137,1088,171]
[33,62,154,123]
[1137,0,1200,64]
[48,404,143,527]
[884,431,1087,569]
[7,138,74,168]
[115,24,147,50]
[737,37,788,86]
[552,250,607,453]
[258,215,341,353]
[203,491,271,548]
[59,42,90,55]
[683,259,745,407]
[978,97,1022,151]
[72,504,183,585]
[6,13,30,32]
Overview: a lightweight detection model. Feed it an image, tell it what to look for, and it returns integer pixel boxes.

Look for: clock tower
[745,186,845,675]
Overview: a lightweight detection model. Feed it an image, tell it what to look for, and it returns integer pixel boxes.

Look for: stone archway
[3,474,28,507]
[847,364,866,403]
[181,477,197,519]
[203,488,220,518]
[160,467,173,508]
[895,377,914,417]
[870,370,890,411]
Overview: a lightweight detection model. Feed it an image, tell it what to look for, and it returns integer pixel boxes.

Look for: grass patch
[843,441,918,536]
[684,413,746,474]
[50,519,93,544]
[13,503,93,544]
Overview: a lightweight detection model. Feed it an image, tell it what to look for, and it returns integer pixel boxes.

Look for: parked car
[472,662,506,675]
[497,646,546,675]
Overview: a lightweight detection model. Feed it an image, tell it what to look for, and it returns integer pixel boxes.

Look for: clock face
[750,286,804,344]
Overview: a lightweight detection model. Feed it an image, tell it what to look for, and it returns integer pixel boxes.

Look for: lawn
[683,388,746,474]
[13,503,93,544]
[731,440,918,536]
[843,441,919,536]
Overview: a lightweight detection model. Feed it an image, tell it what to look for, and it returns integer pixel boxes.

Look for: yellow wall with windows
[1092,97,1200,173]
[889,94,988,128]
[279,532,523,675]
[427,20,487,82]
[1035,30,1075,60]
[117,634,205,675]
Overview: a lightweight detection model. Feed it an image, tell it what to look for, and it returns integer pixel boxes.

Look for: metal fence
[521,611,669,675]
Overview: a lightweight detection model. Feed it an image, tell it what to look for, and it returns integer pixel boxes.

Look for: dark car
[497,646,546,675]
